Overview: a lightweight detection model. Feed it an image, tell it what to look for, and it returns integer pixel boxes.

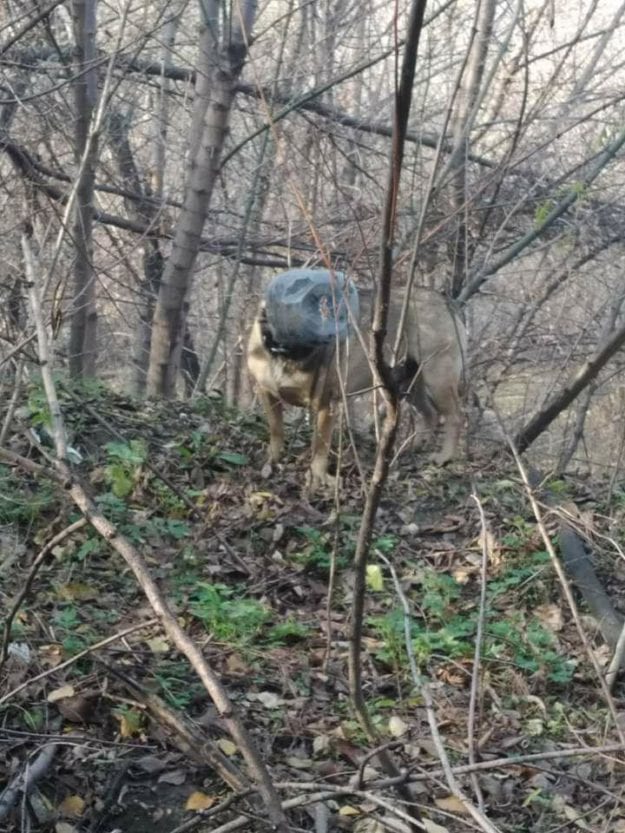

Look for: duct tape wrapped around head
[264,269,359,349]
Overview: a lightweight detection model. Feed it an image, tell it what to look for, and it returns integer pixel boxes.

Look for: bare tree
[68,0,99,378]
[147,1,257,397]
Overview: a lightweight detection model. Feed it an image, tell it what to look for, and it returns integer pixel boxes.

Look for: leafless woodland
[3,1,625,831]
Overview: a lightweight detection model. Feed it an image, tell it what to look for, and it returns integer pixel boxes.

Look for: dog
[247,284,467,490]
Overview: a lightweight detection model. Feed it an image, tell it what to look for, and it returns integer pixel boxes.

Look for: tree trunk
[133,11,181,396]
[448,0,496,298]
[147,1,257,398]
[69,0,99,379]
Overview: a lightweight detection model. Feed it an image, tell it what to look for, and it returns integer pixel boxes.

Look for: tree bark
[69,0,99,379]
[147,1,257,398]
[133,11,181,396]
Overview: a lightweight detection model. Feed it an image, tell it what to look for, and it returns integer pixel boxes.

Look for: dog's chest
[263,360,314,407]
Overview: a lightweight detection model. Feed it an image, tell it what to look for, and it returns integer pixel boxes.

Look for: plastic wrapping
[264,269,359,347]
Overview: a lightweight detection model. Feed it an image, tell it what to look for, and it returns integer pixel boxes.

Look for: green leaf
[366,564,384,591]
[217,451,249,466]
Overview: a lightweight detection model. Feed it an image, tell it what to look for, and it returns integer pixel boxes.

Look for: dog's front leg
[259,390,284,463]
[307,403,336,492]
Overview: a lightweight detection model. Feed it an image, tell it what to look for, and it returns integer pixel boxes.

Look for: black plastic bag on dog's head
[264,269,359,348]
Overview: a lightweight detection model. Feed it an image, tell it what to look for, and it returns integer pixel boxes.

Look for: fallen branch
[100,661,249,793]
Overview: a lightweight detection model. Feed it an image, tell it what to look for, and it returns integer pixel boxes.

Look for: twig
[278,743,625,791]
[0,517,87,674]
[467,490,490,811]
[380,553,502,833]
[0,358,24,446]
[606,387,625,508]
[355,741,404,790]
[166,744,625,833]
[322,409,345,672]
[0,620,158,705]
[21,234,67,458]
[0,743,58,822]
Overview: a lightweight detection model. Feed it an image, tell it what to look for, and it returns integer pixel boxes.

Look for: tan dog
[247,286,466,490]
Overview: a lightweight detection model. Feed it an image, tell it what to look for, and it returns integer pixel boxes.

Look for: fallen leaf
[7,642,30,663]
[354,820,384,833]
[58,795,85,818]
[388,716,409,738]
[216,738,238,756]
[451,565,475,584]
[339,805,361,816]
[434,795,469,815]
[534,604,563,632]
[146,636,170,654]
[39,644,64,667]
[592,643,611,668]
[48,685,75,703]
[135,755,167,774]
[349,766,379,786]
[185,791,216,811]
[255,691,283,709]
[312,734,331,755]
[423,820,450,833]
[55,694,97,724]
[552,795,593,830]
[286,756,312,769]
[226,653,249,673]
[55,824,78,833]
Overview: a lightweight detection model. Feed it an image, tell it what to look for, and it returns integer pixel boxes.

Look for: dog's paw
[305,468,338,495]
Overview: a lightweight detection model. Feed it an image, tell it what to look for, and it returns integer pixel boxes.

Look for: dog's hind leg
[308,403,336,491]
[259,390,284,463]
[429,385,462,465]
[405,370,438,451]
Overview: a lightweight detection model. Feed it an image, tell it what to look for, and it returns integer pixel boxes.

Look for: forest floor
[1,382,625,833]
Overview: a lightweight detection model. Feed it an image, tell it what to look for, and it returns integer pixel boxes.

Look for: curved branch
[514,319,625,453]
